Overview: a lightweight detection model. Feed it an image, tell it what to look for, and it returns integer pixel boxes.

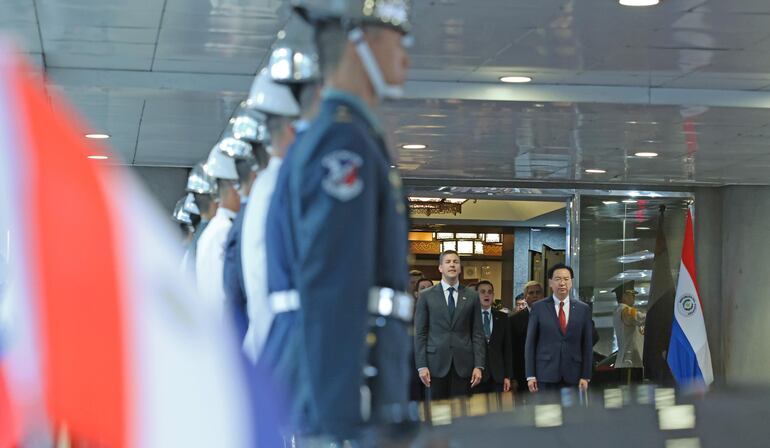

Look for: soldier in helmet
[251,13,323,446]
[194,147,241,317]
[220,102,272,343]
[238,68,301,362]
[183,162,218,273]
[272,0,414,442]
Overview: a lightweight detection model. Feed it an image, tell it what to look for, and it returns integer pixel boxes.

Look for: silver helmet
[246,69,301,117]
[268,11,321,84]
[182,192,200,215]
[186,162,218,195]
[226,102,270,146]
[292,0,411,33]
[292,0,411,99]
[172,196,194,225]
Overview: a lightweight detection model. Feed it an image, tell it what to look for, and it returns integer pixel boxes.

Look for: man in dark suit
[525,263,593,392]
[475,280,512,394]
[414,250,486,399]
[510,280,545,391]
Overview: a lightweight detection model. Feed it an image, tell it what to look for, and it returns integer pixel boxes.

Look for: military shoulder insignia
[321,150,364,201]
[334,105,352,122]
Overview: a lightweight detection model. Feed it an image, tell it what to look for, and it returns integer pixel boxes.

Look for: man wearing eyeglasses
[525,263,593,393]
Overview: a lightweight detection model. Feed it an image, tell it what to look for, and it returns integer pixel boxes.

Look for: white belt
[368,287,414,323]
[269,287,413,321]
[269,290,300,314]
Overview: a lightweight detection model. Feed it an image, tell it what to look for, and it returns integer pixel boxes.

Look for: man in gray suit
[414,250,486,399]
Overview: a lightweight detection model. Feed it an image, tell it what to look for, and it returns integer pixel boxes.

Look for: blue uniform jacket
[286,89,412,437]
[259,126,311,437]
[222,205,249,343]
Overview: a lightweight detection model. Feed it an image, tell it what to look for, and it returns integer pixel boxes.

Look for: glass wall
[577,193,691,357]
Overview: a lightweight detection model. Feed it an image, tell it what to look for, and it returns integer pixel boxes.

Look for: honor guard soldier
[220,102,271,343]
[195,146,241,317]
[256,13,323,445]
[183,162,218,273]
[238,68,301,362]
[176,192,200,270]
[274,0,415,442]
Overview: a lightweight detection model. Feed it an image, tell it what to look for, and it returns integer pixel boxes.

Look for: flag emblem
[676,295,697,318]
[322,149,364,201]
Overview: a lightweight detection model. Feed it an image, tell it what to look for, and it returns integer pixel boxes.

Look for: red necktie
[559,301,567,335]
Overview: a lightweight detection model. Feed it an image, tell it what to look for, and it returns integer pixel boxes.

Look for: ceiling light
[622,199,638,204]
[635,152,659,158]
[585,169,606,174]
[401,144,427,149]
[500,76,532,83]
[637,226,651,230]
[545,224,560,228]
[390,165,397,168]
[599,290,608,294]
[531,228,541,232]
[87,155,109,160]
[619,0,660,6]
[603,201,618,205]
[85,133,110,139]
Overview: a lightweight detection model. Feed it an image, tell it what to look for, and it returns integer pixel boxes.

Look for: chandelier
[408,197,468,216]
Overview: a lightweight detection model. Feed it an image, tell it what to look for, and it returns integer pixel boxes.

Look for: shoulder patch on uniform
[321,150,364,201]
[335,105,353,123]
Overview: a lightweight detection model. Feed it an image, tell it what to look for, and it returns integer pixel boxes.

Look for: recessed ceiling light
[420,114,447,118]
[401,144,427,150]
[634,152,659,158]
[637,226,651,230]
[499,76,532,83]
[85,133,110,139]
[585,169,607,174]
[87,155,109,160]
[603,200,618,205]
[622,199,638,204]
[545,224,560,228]
[619,0,660,6]
[599,290,608,294]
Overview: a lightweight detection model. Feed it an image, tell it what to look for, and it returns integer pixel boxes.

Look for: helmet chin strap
[347,27,403,100]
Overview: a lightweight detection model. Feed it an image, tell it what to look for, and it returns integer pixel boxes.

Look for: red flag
[0,43,253,447]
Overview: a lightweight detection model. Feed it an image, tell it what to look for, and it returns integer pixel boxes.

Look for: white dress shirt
[241,157,282,363]
[440,279,460,307]
[195,206,237,317]
[553,295,570,324]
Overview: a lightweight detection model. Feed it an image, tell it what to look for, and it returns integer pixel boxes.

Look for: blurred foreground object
[0,44,253,447]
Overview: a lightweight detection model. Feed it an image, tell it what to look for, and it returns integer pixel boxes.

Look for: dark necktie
[483,310,491,340]
[559,301,567,335]
[447,287,456,318]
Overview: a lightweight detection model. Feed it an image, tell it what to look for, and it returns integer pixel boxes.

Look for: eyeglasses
[552,277,571,283]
